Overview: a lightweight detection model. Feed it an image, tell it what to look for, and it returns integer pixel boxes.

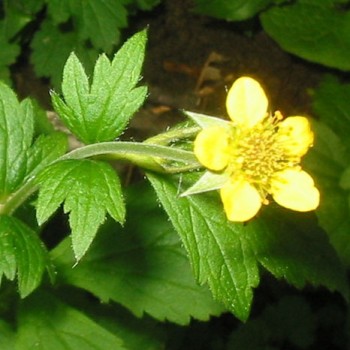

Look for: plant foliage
[0,0,160,86]
[0,2,350,348]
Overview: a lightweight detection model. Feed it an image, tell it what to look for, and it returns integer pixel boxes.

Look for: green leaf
[147,172,349,320]
[2,1,40,39]
[0,82,34,197]
[90,305,165,350]
[147,172,260,321]
[228,296,315,349]
[260,0,350,70]
[304,121,350,266]
[134,0,162,10]
[51,183,224,325]
[51,30,148,144]
[0,83,67,202]
[304,77,350,265]
[0,0,43,83]
[194,0,272,21]
[26,132,68,179]
[30,19,100,89]
[16,290,126,350]
[48,0,128,50]
[0,319,15,350]
[248,208,349,299]
[0,31,19,84]
[0,27,20,72]
[0,216,51,298]
[36,159,125,261]
[312,75,350,149]
[8,0,45,17]
[46,0,71,24]
[31,99,56,135]
[68,0,128,52]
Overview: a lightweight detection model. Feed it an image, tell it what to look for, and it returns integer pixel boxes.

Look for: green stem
[60,141,199,170]
[1,181,37,216]
[2,141,201,215]
[144,126,200,145]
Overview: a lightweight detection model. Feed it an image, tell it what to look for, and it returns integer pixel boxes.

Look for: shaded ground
[127,0,324,139]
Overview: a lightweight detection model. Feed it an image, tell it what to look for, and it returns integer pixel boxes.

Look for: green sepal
[181,171,229,196]
[184,110,231,129]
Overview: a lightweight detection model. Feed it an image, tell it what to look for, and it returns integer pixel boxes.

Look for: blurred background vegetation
[2,0,350,349]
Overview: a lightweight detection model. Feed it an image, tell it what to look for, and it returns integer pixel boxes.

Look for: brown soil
[127,0,324,140]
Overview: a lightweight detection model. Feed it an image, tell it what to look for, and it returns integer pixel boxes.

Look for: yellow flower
[191,76,319,222]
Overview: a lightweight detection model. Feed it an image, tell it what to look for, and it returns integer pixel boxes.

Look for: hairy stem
[2,141,201,215]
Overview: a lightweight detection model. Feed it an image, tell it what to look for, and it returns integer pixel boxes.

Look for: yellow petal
[220,179,262,222]
[194,126,230,171]
[271,169,320,212]
[277,116,314,157]
[226,76,268,128]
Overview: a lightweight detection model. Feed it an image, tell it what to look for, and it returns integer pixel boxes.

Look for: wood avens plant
[0,30,348,346]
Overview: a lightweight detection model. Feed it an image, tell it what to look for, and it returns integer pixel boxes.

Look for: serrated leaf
[0,82,34,197]
[260,0,350,70]
[30,19,99,89]
[248,208,349,299]
[194,0,272,21]
[52,0,126,50]
[0,84,67,200]
[0,216,51,297]
[147,172,260,321]
[68,0,128,52]
[36,159,125,260]
[51,183,224,325]
[147,172,349,320]
[51,30,148,144]
[16,290,126,350]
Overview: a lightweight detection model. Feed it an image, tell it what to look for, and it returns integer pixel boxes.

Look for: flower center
[229,113,298,188]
